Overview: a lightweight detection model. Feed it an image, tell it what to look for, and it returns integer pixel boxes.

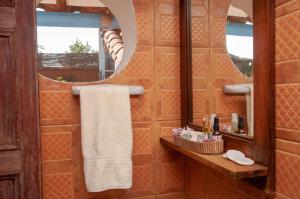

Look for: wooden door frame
[17,0,41,197]
[0,0,41,198]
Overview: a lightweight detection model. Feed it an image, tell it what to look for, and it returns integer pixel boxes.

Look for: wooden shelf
[160,136,268,179]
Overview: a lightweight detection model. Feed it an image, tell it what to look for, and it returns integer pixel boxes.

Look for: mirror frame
[180,0,275,194]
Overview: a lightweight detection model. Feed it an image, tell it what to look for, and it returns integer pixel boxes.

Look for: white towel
[79,85,133,192]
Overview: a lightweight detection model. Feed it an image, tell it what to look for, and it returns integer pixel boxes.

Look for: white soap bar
[226,150,245,162]
[233,156,255,166]
[223,149,255,166]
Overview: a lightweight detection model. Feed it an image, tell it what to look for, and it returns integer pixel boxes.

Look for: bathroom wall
[39,0,300,199]
[39,0,187,198]
[39,0,248,198]
[275,0,300,198]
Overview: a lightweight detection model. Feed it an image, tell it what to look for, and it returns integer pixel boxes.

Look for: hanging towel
[79,85,133,192]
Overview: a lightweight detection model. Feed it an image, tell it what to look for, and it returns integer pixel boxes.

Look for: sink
[223,83,254,137]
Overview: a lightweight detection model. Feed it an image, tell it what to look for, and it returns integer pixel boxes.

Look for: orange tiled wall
[191,0,248,125]
[39,0,255,199]
[275,0,300,199]
[39,0,187,198]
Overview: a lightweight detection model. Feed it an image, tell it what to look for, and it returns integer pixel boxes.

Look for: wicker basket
[173,135,224,154]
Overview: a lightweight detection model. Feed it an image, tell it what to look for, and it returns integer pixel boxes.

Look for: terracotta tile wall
[39,0,187,198]
[39,0,300,198]
[275,0,300,198]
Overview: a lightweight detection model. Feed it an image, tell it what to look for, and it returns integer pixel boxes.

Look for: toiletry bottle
[231,113,238,133]
[202,117,210,133]
[210,114,216,130]
[238,116,245,134]
[212,116,220,136]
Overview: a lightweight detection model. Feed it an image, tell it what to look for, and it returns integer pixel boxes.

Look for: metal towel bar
[72,84,144,95]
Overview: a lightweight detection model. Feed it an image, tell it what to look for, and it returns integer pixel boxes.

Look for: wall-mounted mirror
[181,0,274,193]
[36,0,136,82]
[226,0,253,78]
[190,0,254,138]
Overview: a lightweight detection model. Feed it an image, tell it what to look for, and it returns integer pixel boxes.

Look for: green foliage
[56,76,66,82]
[68,39,95,53]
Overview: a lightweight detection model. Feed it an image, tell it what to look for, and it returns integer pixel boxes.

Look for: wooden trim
[16,0,41,197]
[180,0,275,193]
[160,137,268,179]
[253,0,275,194]
[180,0,191,127]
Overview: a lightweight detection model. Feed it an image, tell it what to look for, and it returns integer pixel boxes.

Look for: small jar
[202,117,210,133]
[231,113,238,133]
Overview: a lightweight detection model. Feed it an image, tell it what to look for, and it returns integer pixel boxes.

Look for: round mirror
[226,0,253,78]
[36,0,136,82]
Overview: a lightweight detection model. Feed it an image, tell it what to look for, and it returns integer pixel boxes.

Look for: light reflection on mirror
[226,1,253,78]
[36,0,123,82]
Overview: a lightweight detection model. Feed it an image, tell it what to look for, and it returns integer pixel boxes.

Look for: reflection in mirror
[225,0,254,138]
[36,0,125,82]
[190,0,254,139]
[226,0,253,77]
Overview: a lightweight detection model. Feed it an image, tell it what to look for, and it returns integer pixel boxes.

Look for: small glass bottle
[202,117,210,133]
[212,116,220,136]
[231,113,238,133]
[238,116,245,134]
[210,114,216,130]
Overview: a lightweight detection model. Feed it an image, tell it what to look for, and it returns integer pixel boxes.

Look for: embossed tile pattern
[192,49,210,78]
[193,89,207,116]
[40,91,76,120]
[41,133,72,161]
[136,13,154,45]
[43,174,73,199]
[162,161,185,190]
[155,0,180,46]
[161,91,181,114]
[216,90,246,117]
[131,90,152,120]
[276,10,300,62]
[160,15,180,41]
[276,151,300,199]
[133,128,151,155]
[131,166,152,193]
[275,1,300,199]
[124,47,154,78]
[161,53,180,77]
[276,84,300,130]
